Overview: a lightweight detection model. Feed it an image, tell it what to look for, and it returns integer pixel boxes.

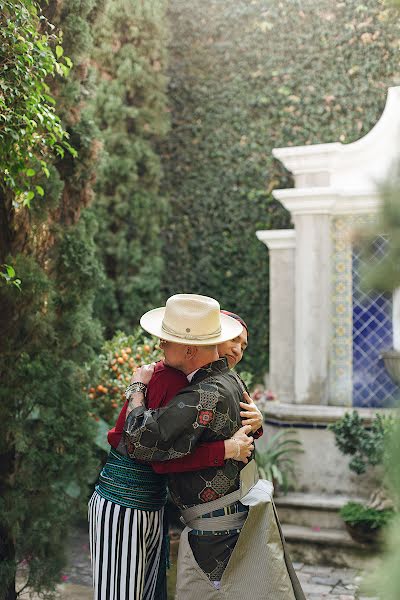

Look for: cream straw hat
[140,294,243,345]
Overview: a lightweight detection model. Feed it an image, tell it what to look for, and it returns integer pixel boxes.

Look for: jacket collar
[190,357,229,384]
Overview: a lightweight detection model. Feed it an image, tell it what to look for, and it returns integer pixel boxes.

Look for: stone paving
[292,563,377,600]
[28,527,379,599]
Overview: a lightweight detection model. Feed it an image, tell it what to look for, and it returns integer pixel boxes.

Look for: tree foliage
[0,0,73,207]
[91,0,170,336]
[162,0,400,380]
[0,1,102,597]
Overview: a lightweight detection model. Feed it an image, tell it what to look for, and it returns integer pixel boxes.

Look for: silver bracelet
[125,381,147,399]
[232,438,241,460]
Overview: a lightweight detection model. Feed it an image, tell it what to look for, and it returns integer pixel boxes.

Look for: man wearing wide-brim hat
[124,294,305,600]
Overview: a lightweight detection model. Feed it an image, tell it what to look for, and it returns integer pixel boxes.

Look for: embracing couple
[89,294,305,600]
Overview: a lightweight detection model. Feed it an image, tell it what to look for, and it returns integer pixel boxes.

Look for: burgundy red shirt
[108,361,227,472]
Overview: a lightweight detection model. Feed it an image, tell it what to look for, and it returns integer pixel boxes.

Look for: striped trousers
[88,491,165,600]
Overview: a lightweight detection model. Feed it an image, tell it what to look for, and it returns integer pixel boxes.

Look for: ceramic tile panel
[352,236,399,407]
[330,215,398,406]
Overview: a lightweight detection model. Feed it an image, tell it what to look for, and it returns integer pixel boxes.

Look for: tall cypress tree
[0,1,102,597]
[91,0,170,336]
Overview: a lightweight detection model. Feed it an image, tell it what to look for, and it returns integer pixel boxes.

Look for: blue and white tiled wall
[330,215,399,407]
[352,237,399,407]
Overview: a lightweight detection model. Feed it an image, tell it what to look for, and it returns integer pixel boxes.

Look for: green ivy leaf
[6,264,15,278]
[55,45,64,59]
[24,190,35,206]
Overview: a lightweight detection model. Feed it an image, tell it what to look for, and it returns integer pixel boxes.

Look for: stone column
[292,210,332,404]
[256,230,296,403]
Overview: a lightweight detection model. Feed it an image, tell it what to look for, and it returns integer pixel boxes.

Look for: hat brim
[140,307,244,345]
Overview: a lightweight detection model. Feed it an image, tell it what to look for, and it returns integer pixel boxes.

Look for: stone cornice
[256,229,296,250]
[273,187,380,216]
[273,143,340,176]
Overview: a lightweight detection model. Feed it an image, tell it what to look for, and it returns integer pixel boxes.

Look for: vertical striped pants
[88,491,165,600]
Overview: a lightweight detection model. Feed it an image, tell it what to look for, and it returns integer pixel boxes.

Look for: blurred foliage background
[2,0,400,597]
[362,167,400,600]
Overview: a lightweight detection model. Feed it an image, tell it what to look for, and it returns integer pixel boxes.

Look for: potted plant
[340,501,394,546]
[329,410,396,544]
[255,430,303,493]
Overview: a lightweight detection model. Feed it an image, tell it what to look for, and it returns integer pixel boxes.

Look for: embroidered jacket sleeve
[151,441,225,473]
[108,362,188,448]
[124,387,215,461]
[124,360,243,463]
[109,362,226,469]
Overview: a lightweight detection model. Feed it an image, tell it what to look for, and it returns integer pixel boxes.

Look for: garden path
[29,526,380,600]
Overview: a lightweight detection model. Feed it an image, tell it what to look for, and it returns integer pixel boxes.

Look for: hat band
[161,320,222,341]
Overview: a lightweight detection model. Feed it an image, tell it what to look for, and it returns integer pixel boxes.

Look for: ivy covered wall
[162,0,400,380]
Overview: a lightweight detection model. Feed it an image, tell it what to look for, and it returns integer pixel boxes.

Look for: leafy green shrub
[340,502,394,530]
[329,411,395,474]
[255,430,302,493]
[0,0,73,207]
[88,330,163,425]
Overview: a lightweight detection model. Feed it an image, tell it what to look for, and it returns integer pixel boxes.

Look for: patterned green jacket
[124,358,247,508]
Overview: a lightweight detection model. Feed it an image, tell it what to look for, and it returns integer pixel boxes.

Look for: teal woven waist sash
[95,449,168,511]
